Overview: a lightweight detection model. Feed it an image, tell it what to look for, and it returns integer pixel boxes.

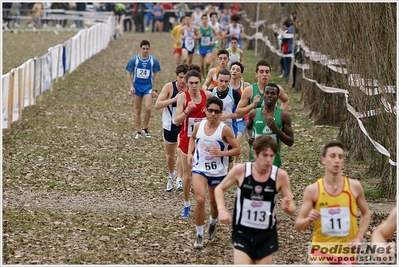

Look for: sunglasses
[206,108,222,114]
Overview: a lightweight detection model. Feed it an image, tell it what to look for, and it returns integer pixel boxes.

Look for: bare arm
[244,109,256,145]
[276,169,296,215]
[154,82,178,110]
[202,68,215,89]
[126,71,135,94]
[235,86,259,118]
[152,72,159,98]
[351,180,371,244]
[215,163,245,224]
[187,122,200,167]
[173,93,187,126]
[295,183,320,231]
[239,49,244,64]
[278,85,290,111]
[372,207,397,243]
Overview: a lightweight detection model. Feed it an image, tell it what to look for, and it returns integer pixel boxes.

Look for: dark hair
[217,49,229,57]
[231,15,240,22]
[210,12,217,18]
[283,17,293,28]
[140,40,150,47]
[180,16,185,23]
[188,64,201,73]
[230,61,244,73]
[256,60,271,73]
[175,63,189,75]
[206,96,223,110]
[185,70,202,82]
[230,36,239,42]
[265,82,280,95]
[201,14,208,19]
[322,141,345,157]
[217,68,231,78]
[253,135,278,156]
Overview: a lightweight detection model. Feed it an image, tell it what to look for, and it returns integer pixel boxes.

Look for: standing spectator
[125,40,161,139]
[133,2,145,33]
[75,2,86,29]
[281,17,294,82]
[162,2,174,32]
[123,3,133,32]
[10,2,21,28]
[175,3,190,24]
[32,2,42,29]
[144,3,154,32]
[114,2,126,37]
[152,2,164,34]
[230,3,241,16]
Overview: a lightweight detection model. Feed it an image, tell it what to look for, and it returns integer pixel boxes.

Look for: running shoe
[142,128,151,138]
[134,132,142,139]
[208,222,217,240]
[193,234,204,249]
[166,178,174,192]
[176,179,183,190]
[181,206,190,218]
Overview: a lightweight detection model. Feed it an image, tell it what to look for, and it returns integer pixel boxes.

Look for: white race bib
[201,36,211,46]
[240,199,272,229]
[187,117,205,137]
[320,207,350,237]
[136,68,150,79]
[185,39,195,50]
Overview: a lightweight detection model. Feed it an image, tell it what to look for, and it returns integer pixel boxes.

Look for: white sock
[184,201,190,207]
[169,171,176,178]
[176,177,182,182]
[196,225,204,236]
[210,216,218,225]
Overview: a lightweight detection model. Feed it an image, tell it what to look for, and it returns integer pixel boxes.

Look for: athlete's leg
[188,53,194,65]
[142,93,152,130]
[207,185,219,221]
[180,150,191,203]
[199,55,205,78]
[165,142,177,175]
[192,173,208,227]
[182,49,188,63]
[134,95,143,133]
[234,131,243,164]
[205,52,213,75]
[234,249,254,264]
[211,47,218,68]
[253,254,273,265]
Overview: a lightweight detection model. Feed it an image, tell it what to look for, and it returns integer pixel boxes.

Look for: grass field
[2,29,396,264]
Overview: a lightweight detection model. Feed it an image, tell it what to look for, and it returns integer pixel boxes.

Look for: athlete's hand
[187,154,193,168]
[151,90,158,99]
[173,92,183,103]
[307,209,320,222]
[130,86,135,95]
[218,208,232,224]
[253,94,261,106]
[186,100,197,113]
[281,197,291,211]
[209,146,222,157]
[266,113,277,131]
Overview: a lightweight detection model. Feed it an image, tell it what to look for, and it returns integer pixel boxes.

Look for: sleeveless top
[199,25,213,48]
[211,66,220,87]
[227,47,242,67]
[180,90,207,139]
[249,83,265,108]
[192,120,229,177]
[192,11,203,27]
[182,26,196,51]
[312,176,358,243]
[210,21,220,43]
[233,163,279,240]
[250,107,283,166]
[212,86,238,136]
[162,81,181,132]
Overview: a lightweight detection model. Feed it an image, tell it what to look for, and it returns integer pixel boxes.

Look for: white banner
[50,44,64,80]
[35,58,41,98]
[2,73,10,129]
[12,68,20,122]
[41,53,52,92]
